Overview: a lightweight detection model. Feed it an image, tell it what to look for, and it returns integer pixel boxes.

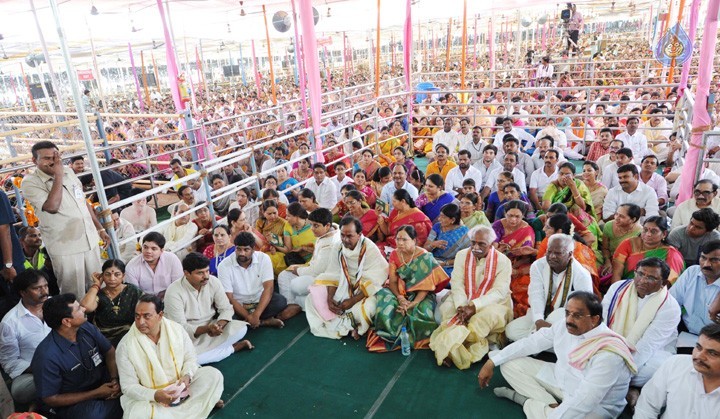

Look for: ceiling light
[240,1,246,16]
[327,8,331,18]
[90,5,99,15]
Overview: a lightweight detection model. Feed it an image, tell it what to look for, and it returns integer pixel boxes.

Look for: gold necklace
[398,248,416,266]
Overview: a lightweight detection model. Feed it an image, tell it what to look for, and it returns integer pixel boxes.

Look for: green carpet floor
[208,316,524,418]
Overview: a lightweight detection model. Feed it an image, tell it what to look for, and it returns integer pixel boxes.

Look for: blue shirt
[0,190,25,271]
[669,265,720,334]
[31,322,112,401]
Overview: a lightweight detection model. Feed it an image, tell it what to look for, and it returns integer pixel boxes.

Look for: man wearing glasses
[672,180,720,229]
[602,257,681,408]
[478,291,636,418]
[596,138,623,178]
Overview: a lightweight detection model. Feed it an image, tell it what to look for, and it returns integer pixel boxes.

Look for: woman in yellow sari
[377,126,399,167]
[277,202,316,266]
[413,116,433,156]
[255,200,289,275]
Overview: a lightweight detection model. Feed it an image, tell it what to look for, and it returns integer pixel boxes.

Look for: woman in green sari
[80,259,144,347]
[367,226,449,352]
[542,161,603,259]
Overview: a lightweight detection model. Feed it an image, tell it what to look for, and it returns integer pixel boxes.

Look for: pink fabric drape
[323,45,332,91]
[678,0,702,96]
[291,0,309,129]
[155,0,182,112]
[299,0,324,162]
[251,40,262,98]
[128,43,145,112]
[489,18,495,71]
[678,0,720,204]
[403,0,412,128]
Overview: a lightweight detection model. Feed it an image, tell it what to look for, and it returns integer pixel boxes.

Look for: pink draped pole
[403,0,412,128]
[678,0,720,204]
[291,0,309,129]
[323,45,333,91]
[489,18,495,71]
[155,0,183,112]
[251,40,262,98]
[678,0,702,96]
[128,43,145,112]
[299,0,324,162]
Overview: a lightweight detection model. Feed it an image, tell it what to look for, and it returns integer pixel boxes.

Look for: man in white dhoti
[117,294,224,418]
[277,208,339,311]
[634,323,720,419]
[478,291,637,419]
[429,225,513,370]
[164,252,252,365]
[305,216,389,340]
[505,235,593,342]
[602,257,680,407]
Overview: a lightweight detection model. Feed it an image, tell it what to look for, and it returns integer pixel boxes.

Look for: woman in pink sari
[377,189,432,253]
[492,200,536,318]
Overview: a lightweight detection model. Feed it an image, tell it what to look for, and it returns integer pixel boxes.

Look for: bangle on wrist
[97,228,105,233]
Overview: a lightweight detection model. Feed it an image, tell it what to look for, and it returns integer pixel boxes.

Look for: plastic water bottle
[400,326,411,356]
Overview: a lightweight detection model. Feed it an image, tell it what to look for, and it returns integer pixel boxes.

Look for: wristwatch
[4,263,12,269]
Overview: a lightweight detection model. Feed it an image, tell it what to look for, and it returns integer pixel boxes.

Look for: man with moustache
[380,163,419,211]
[672,179,720,229]
[478,291,636,419]
[671,241,720,337]
[429,226,512,370]
[603,164,660,222]
[602,257,681,407]
[30,294,122,418]
[218,232,296,329]
[444,150,484,197]
[0,269,51,404]
[116,294,225,418]
[528,149,560,211]
[163,253,252,365]
[634,323,720,418]
[305,217,389,340]
[505,235,593,342]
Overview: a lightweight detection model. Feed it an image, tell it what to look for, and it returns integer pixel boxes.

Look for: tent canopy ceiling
[0,0,654,65]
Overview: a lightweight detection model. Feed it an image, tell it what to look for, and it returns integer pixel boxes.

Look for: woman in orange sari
[492,200,536,318]
[377,189,433,253]
[537,213,601,297]
[413,116,433,156]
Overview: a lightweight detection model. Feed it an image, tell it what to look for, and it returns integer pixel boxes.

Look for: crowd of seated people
[4,33,720,417]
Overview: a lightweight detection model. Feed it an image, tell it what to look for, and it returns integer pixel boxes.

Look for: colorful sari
[358,209,380,240]
[367,250,448,352]
[614,237,685,285]
[357,185,377,208]
[283,222,317,262]
[495,195,536,220]
[278,177,299,203]
[537,237,601,297]
[492,220,536,318]
[427,224,470,275]
[353,160,382,180]
[256,217,289,275]
[203,245,236,276]
[415,192,455,223]
[543,179,603,260]
[381,208,433,250]
[462,211,490,229]
[603,221,641,258]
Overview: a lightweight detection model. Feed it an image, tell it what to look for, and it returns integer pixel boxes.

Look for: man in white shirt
[429,117,459,160]
[672,179,720,228]
[601,147,636,190]
[380,164,419,211]
[641,108,674,163]
[497,136,535,185]
[478,291,636,419]
[456,118,473,147]
[505,235,593,342]
[219,232,295,328]
[482,152,528,199]
[535,56,554,85]
[474,145,502,189]
[596,139,623,178]
[0,269,51,404]
[462,126,487,166]
[615,116,649,164]
[445,150,483,197]
[529,150,560,211]
[602,257,681,407]
[161,203,199,261]
[634,324,720,419]
[603,164,660,222]
[531,137,565,171]
[305,163,338,209]
[639,154,668,207]
[329,161,354,201]
[277,209,339,310]
[493,118,536,151]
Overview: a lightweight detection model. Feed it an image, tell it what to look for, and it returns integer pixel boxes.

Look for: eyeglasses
[564,310,593,320]
[694,190,714,197]
[634,271,663,283]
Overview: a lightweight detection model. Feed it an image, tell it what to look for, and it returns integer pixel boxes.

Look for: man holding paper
[429,225,513,369]
[116,294,224,417]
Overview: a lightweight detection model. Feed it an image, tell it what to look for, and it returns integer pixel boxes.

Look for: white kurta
[117,319,223,419]
[163,276,248,356]
[306,237,389,339]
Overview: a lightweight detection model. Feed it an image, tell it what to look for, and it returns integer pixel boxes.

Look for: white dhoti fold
[306,287,377,339]
[505,308,566,343]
